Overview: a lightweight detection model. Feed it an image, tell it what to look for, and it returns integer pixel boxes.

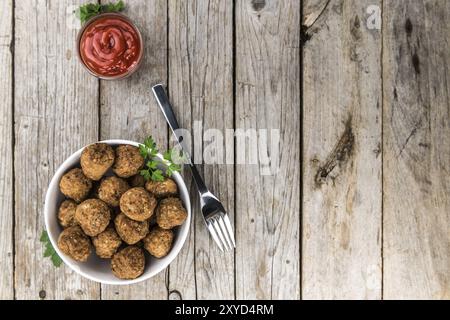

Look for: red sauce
[79,16,142,77]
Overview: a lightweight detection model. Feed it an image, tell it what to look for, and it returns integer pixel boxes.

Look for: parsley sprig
[139,136,182,182]
[75,1,125,24]
[40,230,62,268]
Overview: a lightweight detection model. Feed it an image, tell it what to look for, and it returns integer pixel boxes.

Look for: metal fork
[152,84,236,251]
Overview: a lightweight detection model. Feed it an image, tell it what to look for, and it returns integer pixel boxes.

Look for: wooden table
[0,0,448,300]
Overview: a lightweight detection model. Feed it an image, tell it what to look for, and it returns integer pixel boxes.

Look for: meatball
[112,145,144,178]
[145,178,178,198]
[156,197,188,229]
[143,227,174,258]
[111,246,145,280]
[128,174,146,188]
[57,225,91,262]
[80,143,115,181]
[114,213,149,245]
[98,176,130,207]
[120,187,157,222]
[58,199,77,228]
[59,168,92,203]
[75,199,111,236]
[92,227,122,258]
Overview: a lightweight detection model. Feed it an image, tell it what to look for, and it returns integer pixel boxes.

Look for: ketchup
[79,15,142,77]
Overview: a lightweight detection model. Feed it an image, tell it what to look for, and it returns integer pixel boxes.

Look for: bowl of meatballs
[44,139,191,285]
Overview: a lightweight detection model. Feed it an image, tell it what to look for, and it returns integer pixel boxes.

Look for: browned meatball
[57,225,91,262]
[156,197,188,229]
[128,174,146,188]
[111,246,145,280]
[143,227,174,258]
[80,143,115,181]
[58,199,77,228]
[114,213,149,245]
[59,168,92,203]
[145,178,178,198]
[92,226,122,258]
[98,176,130,207]
[120,187,157,222]
[112,145,144,178]
[75,199,111,236]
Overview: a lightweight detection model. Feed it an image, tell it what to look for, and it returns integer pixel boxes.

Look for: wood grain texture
[303,0,330,28]
[3,0,450,301]
[235,0,301,299]
[302,0,382,299]
[383,0,450,299]
[167,0,235,300]
[0,0,14,300]
[99,0,169,300]
[14,0,100,299]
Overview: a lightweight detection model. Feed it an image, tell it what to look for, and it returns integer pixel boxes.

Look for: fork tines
[207,214,235,252]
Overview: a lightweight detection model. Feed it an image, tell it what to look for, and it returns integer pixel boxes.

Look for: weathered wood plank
[235,0,301,299]
[14,0,100,299]
[167,0,235,300]
[383,0,450,299]
[0,0,14,300]
[99,0,169,300]
[302,0,382,299]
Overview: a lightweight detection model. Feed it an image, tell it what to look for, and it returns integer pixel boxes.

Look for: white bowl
[44,139,191,285]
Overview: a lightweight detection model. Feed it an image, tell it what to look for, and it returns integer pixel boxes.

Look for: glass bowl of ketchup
[77,13,143,80]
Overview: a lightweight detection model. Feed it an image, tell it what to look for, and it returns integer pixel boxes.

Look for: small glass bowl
[76,13,144,80]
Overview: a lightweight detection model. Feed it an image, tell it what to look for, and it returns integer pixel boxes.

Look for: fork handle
[152,84,208,195]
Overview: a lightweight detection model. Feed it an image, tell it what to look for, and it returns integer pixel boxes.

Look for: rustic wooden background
[0,0,449,300]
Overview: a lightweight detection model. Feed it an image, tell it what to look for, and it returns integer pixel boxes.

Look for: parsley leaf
[151,169,165,182]
[102,0,125,13]
[146,160,158,170]
[144,136,156,149]
[140,169,151,181]
[139,144,148,158]
[51,254,63,268]
[167,162,182,177]
[75,1,125,24]
[40,229,49,242]
[139,135,183,182]
[40,230,62,268]
[163,150,172,162]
